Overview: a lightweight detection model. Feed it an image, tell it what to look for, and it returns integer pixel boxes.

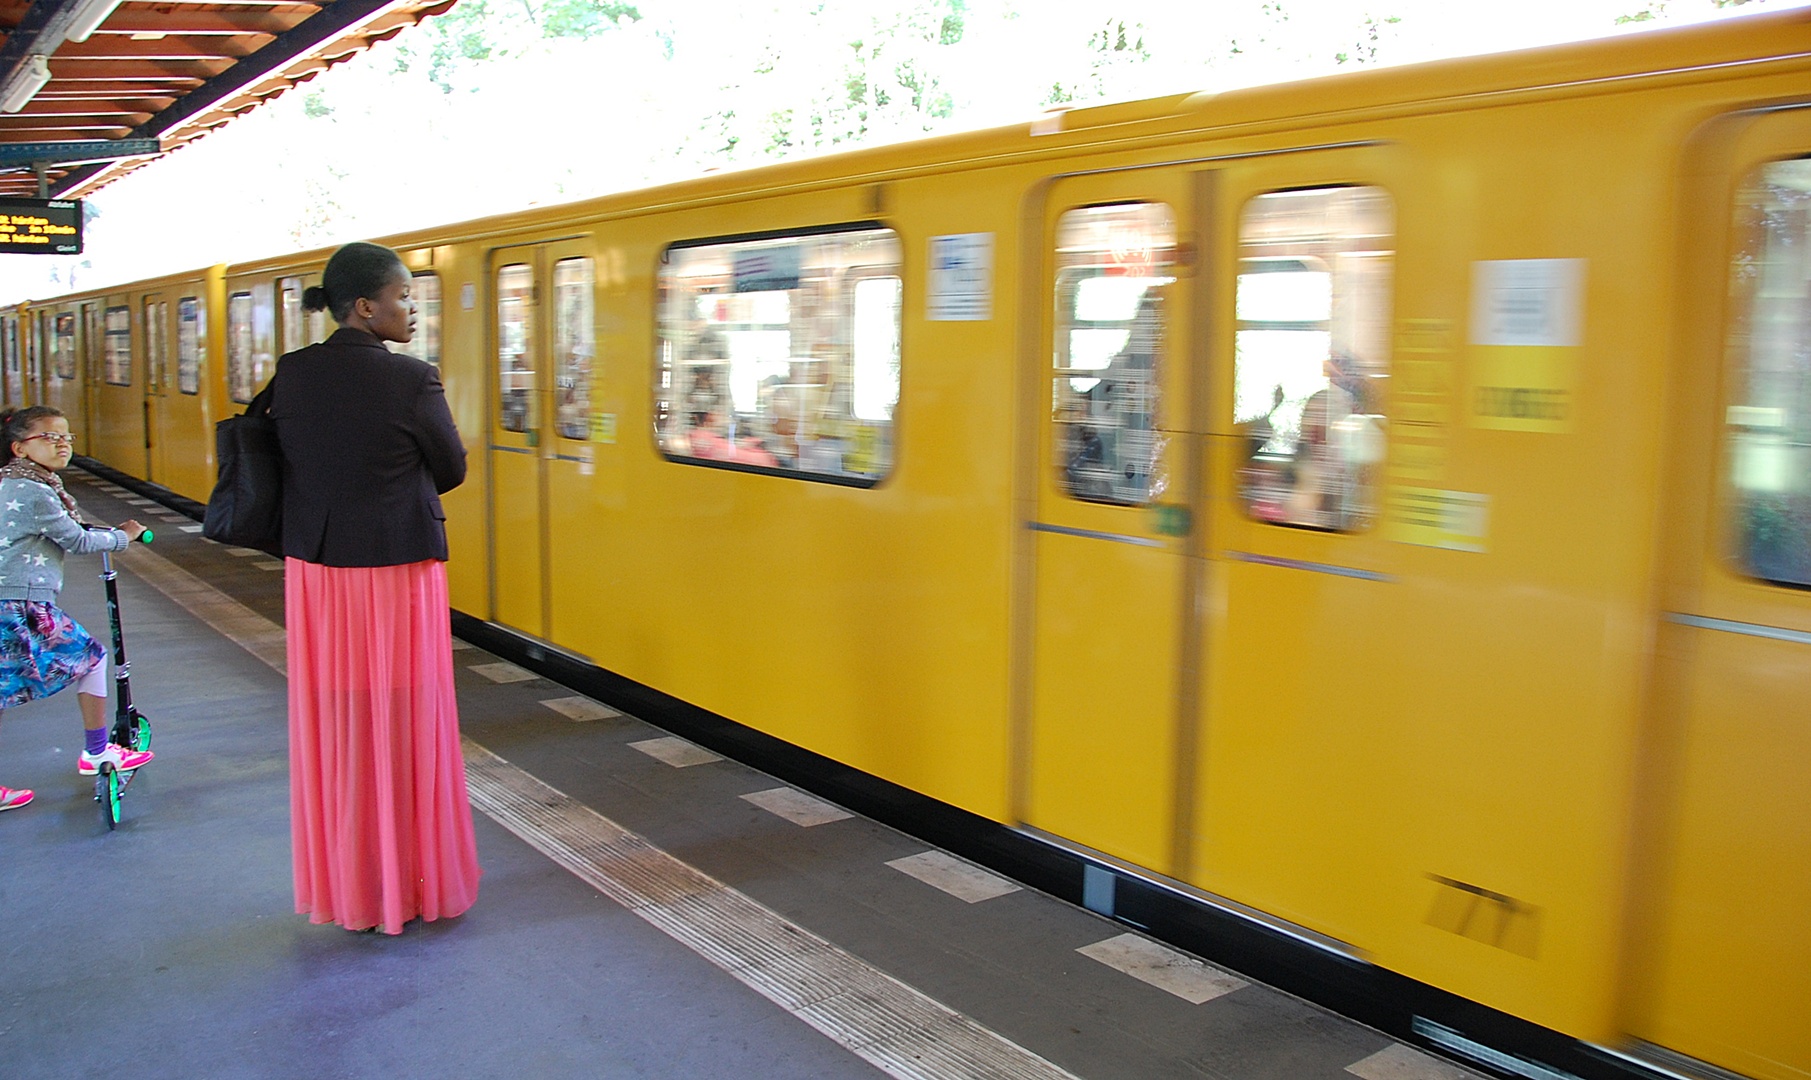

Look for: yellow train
[6,10,1808,1079]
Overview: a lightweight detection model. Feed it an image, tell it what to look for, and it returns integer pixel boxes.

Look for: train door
[487,239,594,641]
[277,274,329,354]
[143,293,172,483]
[1021,170,1201,876]
[1624,111,1811,1080]
[29,309,50,403]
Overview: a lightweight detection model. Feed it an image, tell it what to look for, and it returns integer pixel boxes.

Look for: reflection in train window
[53,313,75,380]
[414,273,442,367]
[496,265,535,434]
[104,306,131,386]
[1235,186,1393,532]
[1052,202,1175,506]
[178,297,204,395]
[228,292,255,402]
[656,226,901,484]
[553,260,593,439]
[280,277,306,355]
[1728,157,1811,589]
[144,299,168,393]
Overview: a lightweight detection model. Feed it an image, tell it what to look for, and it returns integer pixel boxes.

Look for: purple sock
[85,727,106,756]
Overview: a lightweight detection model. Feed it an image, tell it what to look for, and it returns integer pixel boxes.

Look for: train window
[553,260,593,439]
[177,297,204,395]
[280,277,305,355]
[497,264,535,433]
[1727,157,1811,589]
[656,225,901,483]
[103,306,131,386]
[413,273,442,367]
[1052,203,1175,506]
[3,317,15,376]
[144,299,166,392]
[53,313,74,380]
[228,292,255,403]
[1234,186,1393,532]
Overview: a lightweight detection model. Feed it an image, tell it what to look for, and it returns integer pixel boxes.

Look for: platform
[0,467,1484,1080]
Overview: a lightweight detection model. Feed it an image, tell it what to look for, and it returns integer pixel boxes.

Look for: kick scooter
[90,526,154,831]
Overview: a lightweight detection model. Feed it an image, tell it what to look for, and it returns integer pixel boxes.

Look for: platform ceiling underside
[0,0,454,199]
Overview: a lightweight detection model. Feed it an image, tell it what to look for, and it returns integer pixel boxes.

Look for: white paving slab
[630,736,722,767]
[740,786,852,827]
[1347,1043,1480,1080]
[1077,933,1247,1005]
[539,695,618,722]
[469,661,537,684]
[178,524,203,533]
[887,850,1021,903]
[122,497,154,506]
[449,639,475,650]
[253,560,284,571]
[227,548,260,557]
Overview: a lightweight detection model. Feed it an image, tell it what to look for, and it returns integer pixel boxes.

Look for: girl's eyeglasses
[22,432,76,447]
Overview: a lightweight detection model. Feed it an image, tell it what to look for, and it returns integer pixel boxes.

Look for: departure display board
[0,197,81,255]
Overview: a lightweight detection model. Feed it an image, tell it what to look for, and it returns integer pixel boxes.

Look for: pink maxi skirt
[286,558,481,934]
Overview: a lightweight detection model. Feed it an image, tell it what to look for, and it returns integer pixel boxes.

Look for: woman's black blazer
[268,328,466,567]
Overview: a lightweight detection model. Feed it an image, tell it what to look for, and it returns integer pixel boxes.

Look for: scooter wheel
[129,714,151,753]
[97,765,121,831]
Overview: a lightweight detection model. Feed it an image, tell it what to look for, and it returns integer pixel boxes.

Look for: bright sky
[0,0,1805,302]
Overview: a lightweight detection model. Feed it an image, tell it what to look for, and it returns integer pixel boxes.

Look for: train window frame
[227,291,256,404]
[1233,184,1394,533]
[655,221,902,488]
[1725,155,1811,590]
[1051,201,1177,508]
[177,296,204,395]
[53,312,75,380]
[103,305,131,386]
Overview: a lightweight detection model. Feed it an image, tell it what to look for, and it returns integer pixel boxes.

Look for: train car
[24,10,1811,1080]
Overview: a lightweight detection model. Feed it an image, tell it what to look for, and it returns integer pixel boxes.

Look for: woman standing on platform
[270,241,481,934]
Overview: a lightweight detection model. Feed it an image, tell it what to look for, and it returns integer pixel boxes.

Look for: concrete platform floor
[0,469,1483,1080]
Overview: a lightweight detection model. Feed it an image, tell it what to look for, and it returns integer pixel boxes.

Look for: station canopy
[0,0,456,199]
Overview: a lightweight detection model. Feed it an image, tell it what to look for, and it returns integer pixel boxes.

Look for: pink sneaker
[0,785,33,811]
[78,743,154,775]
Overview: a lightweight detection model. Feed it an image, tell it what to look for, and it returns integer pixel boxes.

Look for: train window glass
[497,264,535,433]
[1235,186,1393,532]
[280,277,305,355]
[54,313,75,380]
[553,260,593,439]
[656,226,901,483]
[103,306,131,386]
[3,317,15,376]
[414,273,442,367]
[228,292,255,403]
[1053,203,1175,506]
[144,299,165,392]
[1727,157,1811,589]
[178,297,204,395]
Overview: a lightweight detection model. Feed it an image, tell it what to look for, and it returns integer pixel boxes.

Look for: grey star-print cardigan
[0,478,128,603]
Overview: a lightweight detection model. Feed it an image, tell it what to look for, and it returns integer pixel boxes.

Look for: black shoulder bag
[201,380,282,556]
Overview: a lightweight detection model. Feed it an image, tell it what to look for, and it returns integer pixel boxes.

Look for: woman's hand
[118,519,147,541]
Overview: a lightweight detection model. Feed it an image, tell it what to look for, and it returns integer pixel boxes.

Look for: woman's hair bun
[301,285,329,313]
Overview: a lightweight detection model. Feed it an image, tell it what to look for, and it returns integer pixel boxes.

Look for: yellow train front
[7,10,1808,1079]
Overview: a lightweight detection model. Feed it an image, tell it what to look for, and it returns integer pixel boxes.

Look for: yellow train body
[7,12,1809,1077]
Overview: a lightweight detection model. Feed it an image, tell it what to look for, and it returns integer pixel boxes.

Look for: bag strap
[247,377,275,418]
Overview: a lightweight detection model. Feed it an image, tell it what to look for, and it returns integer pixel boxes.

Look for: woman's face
[355,274,416,344]
[14,415,73,471]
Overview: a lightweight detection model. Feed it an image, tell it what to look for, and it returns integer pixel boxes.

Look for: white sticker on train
[1469,259,1585,348]
[927,232,994,321]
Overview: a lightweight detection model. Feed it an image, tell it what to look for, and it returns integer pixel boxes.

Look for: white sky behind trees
[0,0,1802,301]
